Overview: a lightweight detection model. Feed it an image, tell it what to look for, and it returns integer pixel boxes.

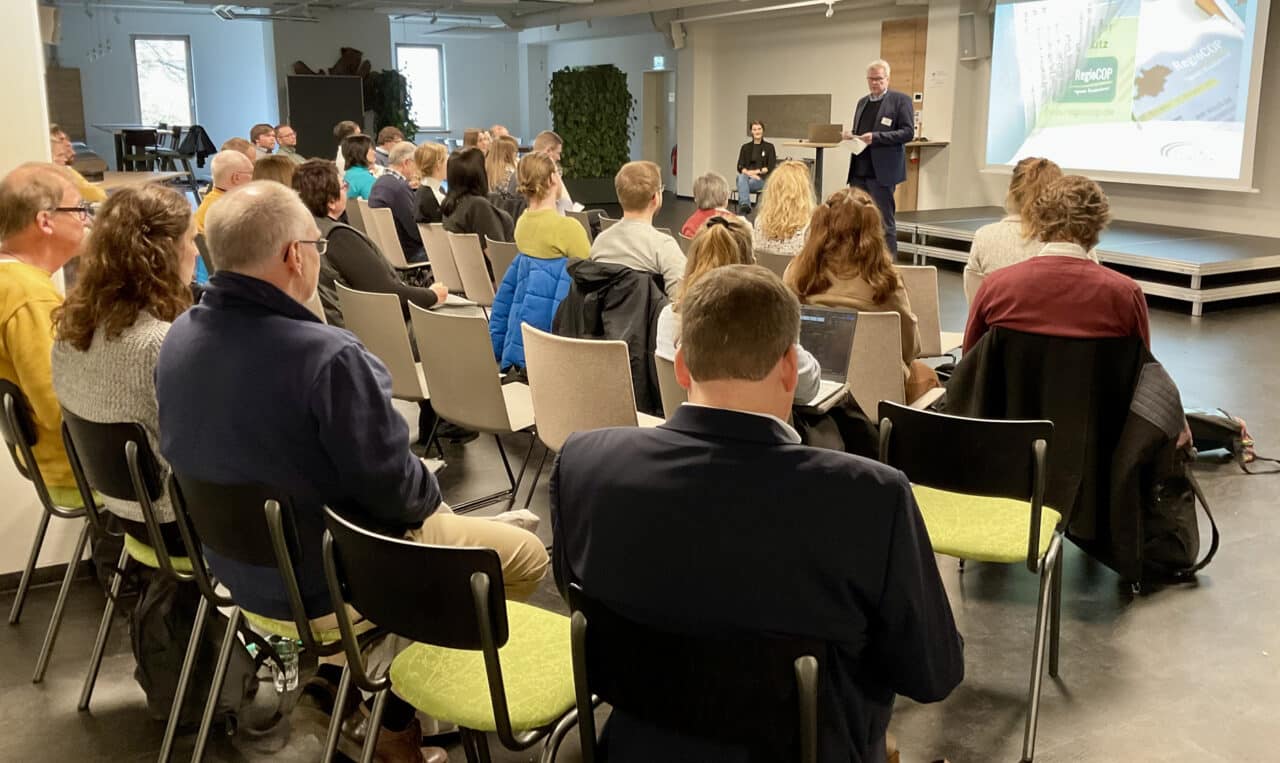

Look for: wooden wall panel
[46,67,85,141]
[881,18,928,212]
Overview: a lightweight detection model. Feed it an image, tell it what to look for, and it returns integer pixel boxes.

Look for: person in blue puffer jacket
[490,151,587,370]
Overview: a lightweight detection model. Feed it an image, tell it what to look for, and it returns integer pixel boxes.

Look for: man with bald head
[0,163,90,505]
[192,149,254,282]
[156,181,546,760]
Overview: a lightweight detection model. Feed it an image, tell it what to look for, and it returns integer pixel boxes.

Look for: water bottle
[270,636,299,693]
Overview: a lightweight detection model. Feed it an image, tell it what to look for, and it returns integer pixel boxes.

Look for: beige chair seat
[501,382,535,432]
[638,412,665,427]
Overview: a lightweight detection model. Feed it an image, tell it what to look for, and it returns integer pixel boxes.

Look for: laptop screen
[799,307,857,383]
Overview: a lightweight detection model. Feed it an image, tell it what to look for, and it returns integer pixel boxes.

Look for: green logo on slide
[1064,57,1119,103]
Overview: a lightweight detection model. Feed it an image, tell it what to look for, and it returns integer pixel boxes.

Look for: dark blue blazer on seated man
[370,171,427,263]
[551,404,964,763]
[156,272,441,620]
[847,89,915,187]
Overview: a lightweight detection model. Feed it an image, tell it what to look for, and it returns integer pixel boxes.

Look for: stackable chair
[365,205,431,277]
[567,583,820,763]
[485,238,519,288]
[420,222,465,294]
[898,265,963,358]
[846,311,945,416]
[566,210,595,242]
[754,250,792,281]
[597,215,620,232]
[167,473,380,763]
[0,380,90,685]
[194,233,216,279]
[654,354,687,419]
[322,507,578,763]
[345,197,368,235]
[408,304,537,510]
[876,401,1061,762]
[448,232,497,308]
[59,410,196,721]
[676,233,694,255]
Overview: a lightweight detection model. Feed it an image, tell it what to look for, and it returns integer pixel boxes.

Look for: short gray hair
[205,181,313,272]
[211,150,252,186]
[388,141,417,167]
[692,172,730,210]
[867,59,891,76]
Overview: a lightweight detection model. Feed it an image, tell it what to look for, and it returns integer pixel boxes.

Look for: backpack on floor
[1186,408,1280,474]
[1143,449,1219,583]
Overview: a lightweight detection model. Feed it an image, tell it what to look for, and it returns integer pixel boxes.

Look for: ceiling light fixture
[825,1,834,17]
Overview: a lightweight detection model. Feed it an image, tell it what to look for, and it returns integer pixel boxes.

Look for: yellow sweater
[193,187,226,233]
[0,261,73,488]
[513,208,590,260]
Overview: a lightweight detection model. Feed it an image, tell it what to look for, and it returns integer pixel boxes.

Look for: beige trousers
[408,503,549,601]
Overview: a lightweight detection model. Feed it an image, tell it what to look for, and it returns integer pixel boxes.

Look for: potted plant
[548,64,635,204]
[365,69,418,141]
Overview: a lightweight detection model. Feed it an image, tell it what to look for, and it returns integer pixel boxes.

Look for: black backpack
[1142,448,1220,583]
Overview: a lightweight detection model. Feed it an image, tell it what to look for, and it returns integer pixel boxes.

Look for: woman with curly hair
[753,160,815,257]
[50,185,198,551]
[785,186,939,401]
[964,175,1148,352]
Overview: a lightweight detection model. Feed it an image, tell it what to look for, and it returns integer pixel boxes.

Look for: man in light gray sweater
[589,160,686,299]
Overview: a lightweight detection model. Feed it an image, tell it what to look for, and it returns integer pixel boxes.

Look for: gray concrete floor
[2,196,1277,762]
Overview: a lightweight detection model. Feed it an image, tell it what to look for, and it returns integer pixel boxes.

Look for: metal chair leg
[192,607,242,763]
[158,595,209,763]
[1049,549,1063,678]
[506,432,537,510]
[79,543,130,710]
[523,446,551,510]
[1020,545,1058,762]
[538,707,581,763]
[320,663,352,763]
[359,688,389,763]
[8,510,51,624]
[33,520,92,683]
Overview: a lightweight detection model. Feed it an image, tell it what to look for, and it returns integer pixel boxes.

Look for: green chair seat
[912,484,1062,564]
[389,601,574,732]
[124,533,193,574]
[242,611,346,645]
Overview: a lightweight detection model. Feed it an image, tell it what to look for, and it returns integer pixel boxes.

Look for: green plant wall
[365,70,418,141]
[548,64,636,179]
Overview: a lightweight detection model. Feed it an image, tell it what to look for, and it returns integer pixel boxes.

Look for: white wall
[56,8,277,162]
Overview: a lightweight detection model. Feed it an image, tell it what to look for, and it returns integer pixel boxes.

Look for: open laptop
[798,306,858,409]
[806,124,843,143]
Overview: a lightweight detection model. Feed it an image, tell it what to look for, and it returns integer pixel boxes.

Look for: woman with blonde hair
[753,160,815,257]
[786,187,938,401]
[656,215,821,403]
[486,135,519,193]
[414,141,448,223]
[51,185,198,553]
[964,157,1098,301]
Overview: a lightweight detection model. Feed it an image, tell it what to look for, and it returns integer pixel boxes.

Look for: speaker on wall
[959,12,992,61]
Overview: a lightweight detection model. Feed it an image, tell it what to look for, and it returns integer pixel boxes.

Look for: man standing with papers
[844,59,915,255]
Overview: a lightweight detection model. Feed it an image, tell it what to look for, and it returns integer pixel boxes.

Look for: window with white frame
[395,44,447,131]
[132,35,196,125]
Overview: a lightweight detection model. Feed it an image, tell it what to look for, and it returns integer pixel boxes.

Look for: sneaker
[489,508,541,533]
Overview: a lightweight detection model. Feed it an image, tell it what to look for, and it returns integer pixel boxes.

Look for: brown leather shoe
[340,706,449,763]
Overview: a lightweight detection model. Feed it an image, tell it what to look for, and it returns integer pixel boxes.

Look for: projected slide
[986,0,1262,183]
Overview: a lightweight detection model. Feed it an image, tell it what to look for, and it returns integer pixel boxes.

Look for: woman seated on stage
[786,187,940,402]
[753,160,815,257]
[965,157,1098,303]
[680,172,738,237]
[735,120,776,214]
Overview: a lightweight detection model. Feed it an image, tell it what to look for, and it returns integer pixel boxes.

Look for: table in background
[95,171,187,193]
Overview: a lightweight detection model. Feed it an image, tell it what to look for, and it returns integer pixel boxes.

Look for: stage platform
[896,207,1280,316]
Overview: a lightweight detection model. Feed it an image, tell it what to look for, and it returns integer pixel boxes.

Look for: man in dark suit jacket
[552,264,963,763]
[844,59,915,255]
[369,140,426,263]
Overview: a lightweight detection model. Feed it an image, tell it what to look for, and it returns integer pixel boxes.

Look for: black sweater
[317,217,439,324]
[736,140,777,175]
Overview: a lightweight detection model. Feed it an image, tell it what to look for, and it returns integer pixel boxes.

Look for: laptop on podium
[798,306,858,410]
[806,124,843,143]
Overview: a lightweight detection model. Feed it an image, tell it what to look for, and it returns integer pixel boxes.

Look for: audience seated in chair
[0,163,90,508]
[552,264,964,762]
[332,120,361,172]
[49,124,106,203]
[294,159,446,328]
[154,181,548,761]
[523,130,578,213]
[463,127,492,155]
[680,171,738,238]
[220,137,256,166]
[753,160,815,258]
[51,184,198,554]
[443,147,514,262]
[274,123,304,165]
[251,154,297,187]
[413,142,448,226]
[489,124,510,140]
[193,150,254,283]
[786,187,940,402]
[735,120,776,214]
[341,135,378,201]
[374,126,404,168]
[249,123,276,159]
[490,152,578,372]
[487,136,518,194]
[656,216,821,405]
[964,158,1102,303]
[370,141,427,263]
[964,175,1149,353]
[589,160,686,300]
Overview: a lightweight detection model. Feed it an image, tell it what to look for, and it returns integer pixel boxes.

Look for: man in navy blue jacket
[156,181,547,623]
[369,140,426,263]
[844,58,915,256]
[552,264,963,763]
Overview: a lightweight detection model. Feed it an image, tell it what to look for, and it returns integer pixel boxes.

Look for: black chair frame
[566,583,819,763]
[876,401,1061,763]
[0,380,90,686]
[321,507,576,763]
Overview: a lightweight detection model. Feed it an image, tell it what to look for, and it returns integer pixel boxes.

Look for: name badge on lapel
[880,117,893,127]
